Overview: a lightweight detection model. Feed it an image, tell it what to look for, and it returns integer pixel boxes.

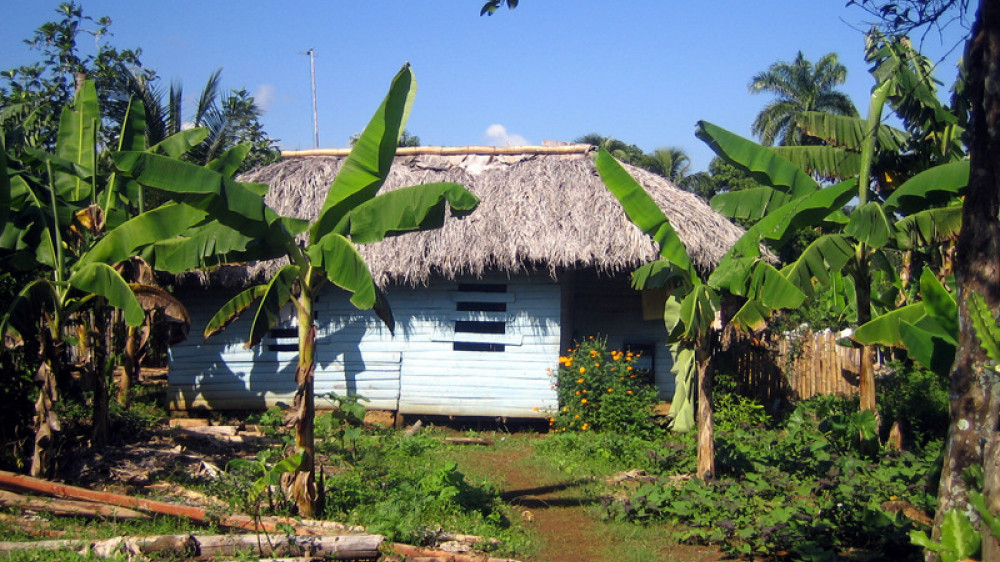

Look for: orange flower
[574,414,580,419]
[607,388,614,393]
[627,366,633,371]
[581,423,590,430]
[577,378,584,384]
[579,367,586,374]
[627,390,633,395]
[575,391,581,396]
[589,350,598,358]
[594,363,600,368]
[580,398,588,404]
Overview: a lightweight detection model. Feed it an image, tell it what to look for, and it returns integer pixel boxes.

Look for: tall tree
[0,2,153,151]
[846,2,997,558]
[749,52,860,146]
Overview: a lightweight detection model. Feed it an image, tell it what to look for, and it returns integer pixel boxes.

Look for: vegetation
[549,337,662,436]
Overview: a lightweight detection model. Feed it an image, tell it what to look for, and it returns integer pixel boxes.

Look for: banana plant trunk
[120,324,140,408]
[289,294,318,518]
[695,336,715,480]
[854,250,876,414]
[31,324,62,479]
[931,1,1000,558]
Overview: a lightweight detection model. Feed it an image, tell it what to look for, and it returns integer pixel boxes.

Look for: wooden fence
[715,330,879,404]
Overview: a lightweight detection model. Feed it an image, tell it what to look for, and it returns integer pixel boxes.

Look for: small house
[167,145,745,419]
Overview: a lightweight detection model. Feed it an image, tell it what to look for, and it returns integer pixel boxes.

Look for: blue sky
[3,1,972,172]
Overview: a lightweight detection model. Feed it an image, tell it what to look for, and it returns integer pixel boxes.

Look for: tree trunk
[119,324,140,408]
[289,297,318,518]
[695,338,715,480]
[931,1,1000,559]
[91,309,109,447]
[855,252,877,414]
[30,330,61,479]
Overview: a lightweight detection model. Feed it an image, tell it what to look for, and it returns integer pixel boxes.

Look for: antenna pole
[306,47,319,148]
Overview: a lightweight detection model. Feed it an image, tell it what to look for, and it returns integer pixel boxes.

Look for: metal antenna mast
[304,47,319,148]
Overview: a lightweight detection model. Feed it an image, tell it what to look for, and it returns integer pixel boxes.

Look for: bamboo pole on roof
[281,144,595,158]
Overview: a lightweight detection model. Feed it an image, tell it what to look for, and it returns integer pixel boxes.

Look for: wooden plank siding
[167,277,562,418]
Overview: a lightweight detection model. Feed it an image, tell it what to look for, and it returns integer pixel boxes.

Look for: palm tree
[641,147,692,184]
[127,69,279,172]
[749,52,859,146]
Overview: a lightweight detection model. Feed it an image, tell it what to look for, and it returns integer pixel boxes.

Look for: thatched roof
[206,145,745,288]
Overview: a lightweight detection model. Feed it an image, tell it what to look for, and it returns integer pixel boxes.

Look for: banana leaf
[882,160,968,214]
[54,81,98,201]
[695,120,818,197]
[594,147,694,276]
[204,284,268,341]
[311,64,416,242]
[67,262,144,327]
[306,232,377,310]
[346,182,479,244]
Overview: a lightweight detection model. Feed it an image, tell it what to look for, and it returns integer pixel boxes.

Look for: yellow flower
[581,423,589,430]
[562,406,569,412]
[590,350,598,358]
[579,367,586,374]
[580,398,588,404]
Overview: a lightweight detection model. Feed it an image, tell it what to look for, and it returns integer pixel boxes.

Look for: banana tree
[115,65,479,516]
[595,147,810,478]
[0,81,228,476]
[696,34,969,416]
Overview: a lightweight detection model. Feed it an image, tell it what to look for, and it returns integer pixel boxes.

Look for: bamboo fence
[715,330,879,404]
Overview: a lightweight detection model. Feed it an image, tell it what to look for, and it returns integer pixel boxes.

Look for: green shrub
[551,337,661,435]
[876,361,949,451]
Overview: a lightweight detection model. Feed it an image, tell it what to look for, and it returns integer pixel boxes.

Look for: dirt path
[453,436,723,562]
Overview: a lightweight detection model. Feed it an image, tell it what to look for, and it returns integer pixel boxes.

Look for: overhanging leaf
[68,262,144,327]
[346,182,479,244]
[709,187,796,222]
[853,303,927,346]
[307,233,377,310]
[883,160,969,214]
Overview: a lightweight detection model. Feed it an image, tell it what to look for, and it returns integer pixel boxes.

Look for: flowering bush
[548,337,660,435]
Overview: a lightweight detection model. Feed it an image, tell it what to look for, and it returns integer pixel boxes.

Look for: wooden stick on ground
[0,470,363,535]
[0,490,149,520]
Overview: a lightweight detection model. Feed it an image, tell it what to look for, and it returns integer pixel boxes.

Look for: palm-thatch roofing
[208,145,744,288]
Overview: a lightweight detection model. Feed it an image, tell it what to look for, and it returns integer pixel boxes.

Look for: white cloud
[483,124,528,147]
[254,83,276,112]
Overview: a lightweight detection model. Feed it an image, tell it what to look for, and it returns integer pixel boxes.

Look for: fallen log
[0,470,363,535]
[0,490,149,520]
[0,533,384,560]
[443,438,494,446]
[390,543,521,562]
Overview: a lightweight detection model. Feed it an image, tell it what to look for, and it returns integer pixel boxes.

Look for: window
[452,284,509,352]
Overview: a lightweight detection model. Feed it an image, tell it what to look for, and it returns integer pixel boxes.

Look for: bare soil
[452,435,725,562]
